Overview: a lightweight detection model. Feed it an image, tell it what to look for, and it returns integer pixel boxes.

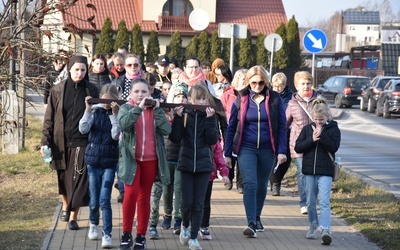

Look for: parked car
[376,79,400,118]
[317,75,370,108]
[359,75,400,113]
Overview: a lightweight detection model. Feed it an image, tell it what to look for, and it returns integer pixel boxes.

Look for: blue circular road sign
[303,29,327,53]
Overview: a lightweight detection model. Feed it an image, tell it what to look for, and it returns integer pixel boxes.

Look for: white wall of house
[345,24,380,47]
[42,9,93,60]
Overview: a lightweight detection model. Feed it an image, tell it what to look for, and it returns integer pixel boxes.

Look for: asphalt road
[336,107,400,198]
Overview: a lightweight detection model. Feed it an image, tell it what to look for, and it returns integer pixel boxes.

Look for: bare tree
[0,0,96,147]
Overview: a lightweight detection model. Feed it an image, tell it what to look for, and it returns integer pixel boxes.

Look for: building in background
[336,10,380,53]
[41,0,287,60]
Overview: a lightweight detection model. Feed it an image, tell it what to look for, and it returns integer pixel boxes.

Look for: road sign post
[264,33,283,79]
[303,29,327,80]
[218,23,247,72]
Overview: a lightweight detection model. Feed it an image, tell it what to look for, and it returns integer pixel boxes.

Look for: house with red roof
[41,0,287,60]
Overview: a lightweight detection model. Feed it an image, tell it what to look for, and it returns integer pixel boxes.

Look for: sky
[282,0,400,26]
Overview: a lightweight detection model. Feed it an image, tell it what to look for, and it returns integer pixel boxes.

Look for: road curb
[40,202,62,250]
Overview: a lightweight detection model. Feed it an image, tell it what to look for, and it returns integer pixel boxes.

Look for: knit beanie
[173,82,188,99]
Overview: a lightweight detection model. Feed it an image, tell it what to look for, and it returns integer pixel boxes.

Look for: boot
[271,183,281,196]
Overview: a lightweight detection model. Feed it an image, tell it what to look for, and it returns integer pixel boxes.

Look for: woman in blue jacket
[224,65,287,238]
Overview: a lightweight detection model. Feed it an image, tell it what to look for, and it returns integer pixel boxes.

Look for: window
[367,26,371,31]
[162,0,194,16]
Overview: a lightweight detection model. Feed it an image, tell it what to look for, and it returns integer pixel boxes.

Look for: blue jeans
[294,158,307,207]
[87,165,116,236]
[305,175,332,232]
[237,147,274,224]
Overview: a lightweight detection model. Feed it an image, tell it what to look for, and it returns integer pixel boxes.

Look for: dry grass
[0,114,58,249]
[284,165,400,250]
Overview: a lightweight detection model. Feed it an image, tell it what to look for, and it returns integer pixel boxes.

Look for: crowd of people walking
[41,51,340,249]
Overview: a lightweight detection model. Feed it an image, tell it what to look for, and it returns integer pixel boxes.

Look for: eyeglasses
[126,63,140,68]
[250,81,265,86]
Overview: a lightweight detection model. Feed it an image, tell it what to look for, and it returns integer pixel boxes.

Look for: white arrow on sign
[306,33,323,49]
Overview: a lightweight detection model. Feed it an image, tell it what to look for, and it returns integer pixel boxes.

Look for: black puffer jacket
[89,71,112,91]
[295,121,341,177]
[169,110,219,173]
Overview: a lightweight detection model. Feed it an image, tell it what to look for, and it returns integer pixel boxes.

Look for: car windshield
[347,78,369,87]
[395,84,400,91]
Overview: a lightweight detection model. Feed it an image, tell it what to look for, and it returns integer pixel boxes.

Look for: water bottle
[43,145,52,163]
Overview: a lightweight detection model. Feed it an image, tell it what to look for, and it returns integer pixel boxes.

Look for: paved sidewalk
[41,180,380,250]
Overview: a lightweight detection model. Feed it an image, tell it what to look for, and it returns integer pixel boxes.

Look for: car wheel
[334,95,343,108]
[360,97,367,111]
[367,98,375,113]
[376,101,383,116]
[383,100,391,119]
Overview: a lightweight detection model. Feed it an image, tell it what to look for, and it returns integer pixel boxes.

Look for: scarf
[178,71,206,87]
[125,70,142,80]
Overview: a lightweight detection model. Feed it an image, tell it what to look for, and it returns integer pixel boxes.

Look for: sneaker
[173,219,182,235]
[271,184,281,196]
[306,224,317,239]
[119,232,133,250]
[301,206,308,214]
[199,227,212,240]
[102,234,113,249]
[161,215,172,230]
[133,234,146,250]
[188,238,202,250]
[148,226,159,239]
[237,188,243,194]
[321,229,332,245]
[255,217,264,232]
[88,223,99,240]
[179,223,190,245]
[243,222,257,238]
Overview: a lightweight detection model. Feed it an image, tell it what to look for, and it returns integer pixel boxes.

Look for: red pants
[122,160,157,235]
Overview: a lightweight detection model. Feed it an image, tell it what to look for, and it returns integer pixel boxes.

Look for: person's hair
[142,72,157,86]
[217,65,233,83]
[170,57,179,68]
[311,97,332,121]
[112,52,126,62]
[130,78,150,91]
[118,45,129,53]
[149,65,158,71]
[272,72,287,86]
[99,84,119,99]
[90,53,109,73]
[231,68,248,89]
[245,65,270,87]
[105,53,113,60]
[294,71,312,87]
[125,53,141,64]
[201,61,211,69]
[145,62,154,67]
[184,56,200,67]
[188,81,215,106]
[53,57,63,64]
